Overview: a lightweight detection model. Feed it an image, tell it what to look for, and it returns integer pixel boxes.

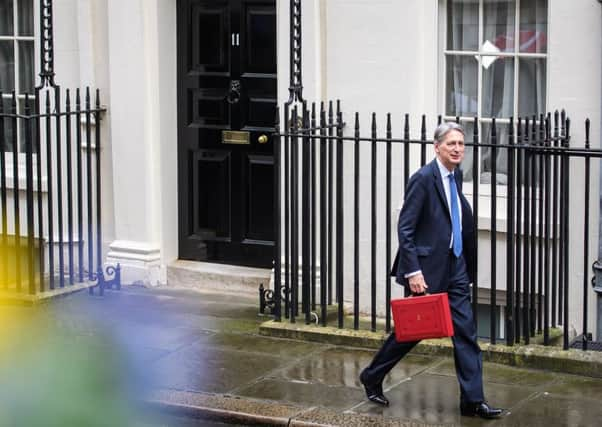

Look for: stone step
[166,260,272,295]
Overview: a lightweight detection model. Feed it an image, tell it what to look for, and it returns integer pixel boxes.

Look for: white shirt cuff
[404,270,422,278]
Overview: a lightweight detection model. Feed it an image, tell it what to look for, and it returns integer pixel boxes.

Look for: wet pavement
[1,286,602,426]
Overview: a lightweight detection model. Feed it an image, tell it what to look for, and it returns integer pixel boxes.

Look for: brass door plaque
[222,130,250,145]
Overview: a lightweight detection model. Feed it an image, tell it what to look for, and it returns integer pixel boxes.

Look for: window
[476,304,503,340]
[0,0,35,153]
[443,0,547,185]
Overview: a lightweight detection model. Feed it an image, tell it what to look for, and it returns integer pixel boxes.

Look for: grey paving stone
[150,343,287,394]
[544,373,602,401]
[235,378,366,411]
[499,392,602,427]
[428,359,557,387]
[115,322,212,352]
[199,332,323,358]
[277,347,435,389]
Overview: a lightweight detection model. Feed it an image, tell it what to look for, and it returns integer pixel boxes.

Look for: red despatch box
[391,293,454,342]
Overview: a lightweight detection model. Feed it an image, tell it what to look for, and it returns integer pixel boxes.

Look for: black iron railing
[271,100,601,351]
[0,86,118,296]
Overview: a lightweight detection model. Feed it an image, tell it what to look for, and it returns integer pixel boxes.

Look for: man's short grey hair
[434,122,465,143]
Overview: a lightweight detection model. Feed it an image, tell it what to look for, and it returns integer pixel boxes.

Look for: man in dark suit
[359,122,504,419]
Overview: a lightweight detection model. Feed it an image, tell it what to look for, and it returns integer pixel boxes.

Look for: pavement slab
[500,392,602,427]
[150,343,289,394]
[235,378,367,410]
[544,373,602,400]
[278,348,436,389]
[427,358,557,388]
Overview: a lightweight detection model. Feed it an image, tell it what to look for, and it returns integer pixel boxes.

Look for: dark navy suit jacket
[391,159,476,293]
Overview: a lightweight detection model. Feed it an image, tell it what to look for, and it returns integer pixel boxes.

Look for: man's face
[435,129,465,171]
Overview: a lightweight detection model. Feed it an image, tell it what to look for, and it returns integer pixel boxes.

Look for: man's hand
[408,273,429,295]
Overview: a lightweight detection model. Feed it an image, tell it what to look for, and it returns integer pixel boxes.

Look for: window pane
[518,58,546,118]
[459,120,476,182]
[18,40,34,93]
[481,122,509,185]
[1,97,16,152]
[446,55,478,117]
[0,0,14,36]
[484,0,516,52]
[18,96,36,153]
[482,56,514,118]
[447,0,479,51]
[0,41,15,92]
[520,0,547,53]
[17,0,34,36]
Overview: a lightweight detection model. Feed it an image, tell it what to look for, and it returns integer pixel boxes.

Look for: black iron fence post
[529,117,537,338]
[353,113,360,330]
[515,118,523,343]
[328,102,334,306]
[55,88,64,288]
[274,108,282,322]
[370,113,377,332]
[562,118,571,349]
[283,103,291,318]
[336,103,344,328]
[24,95,35,294]
[66,90,74,285]
[311,104,317,314]
[76,89,84,283]
[291,105,299,322]
[95,90,103,289]
[302,102,310,324]
[0,95,7,289]
[506,117,515,346]
[319,105,327,326]
[543,115,551,345]
[385,113,392,333]
[471,118,479,323]
[12,93,22,292]
[582,119,591,350]
[552,111,560,327]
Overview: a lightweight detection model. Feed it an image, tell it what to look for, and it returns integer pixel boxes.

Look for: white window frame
[0,0,39,183]
[439,0,550,197]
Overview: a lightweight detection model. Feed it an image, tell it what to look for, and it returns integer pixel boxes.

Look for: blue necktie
[448,173,463,257]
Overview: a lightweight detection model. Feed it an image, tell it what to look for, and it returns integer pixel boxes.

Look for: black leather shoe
[460,401,504,419]
[359,372,389,406]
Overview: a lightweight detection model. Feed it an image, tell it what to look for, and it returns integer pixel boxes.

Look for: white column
[105,0,177,286]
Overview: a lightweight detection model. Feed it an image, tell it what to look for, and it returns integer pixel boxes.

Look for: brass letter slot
[222,130,250,145]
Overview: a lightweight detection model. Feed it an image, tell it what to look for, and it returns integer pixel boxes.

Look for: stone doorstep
[167,260,272,295]
[145,389,424,427]
[0,282,96,306]
[259,320,602,379]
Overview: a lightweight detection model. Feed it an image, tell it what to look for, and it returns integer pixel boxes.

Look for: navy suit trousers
[361,253,485,403]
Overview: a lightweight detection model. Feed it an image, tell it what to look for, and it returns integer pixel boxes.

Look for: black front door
[177,0,277,267]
